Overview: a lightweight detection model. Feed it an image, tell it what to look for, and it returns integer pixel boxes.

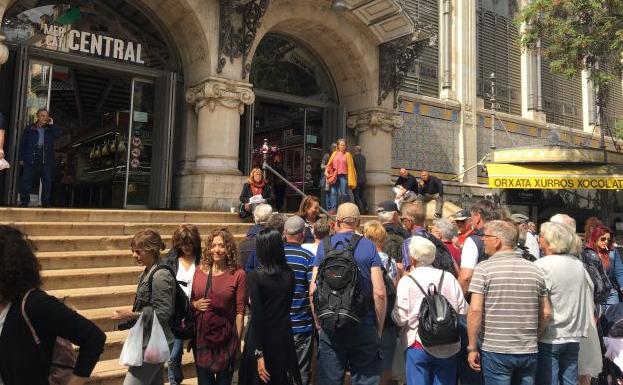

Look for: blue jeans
[196,367,233,385]
[20,161,53,206]
[167,338,184,385]
[405,346,457,385]
[316,323,381,385]
[536,342,579,385]
[481,351,537,385]
[328,174,349,211]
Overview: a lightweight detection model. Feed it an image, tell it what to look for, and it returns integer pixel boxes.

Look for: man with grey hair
[467,220,551,384]
[550,213,582,257]
[239,203,273,267]
[377,200,410,268]
[392,235,467,384]
[534,222,593,385]
[245,211,288,272]
[432,218,462,266]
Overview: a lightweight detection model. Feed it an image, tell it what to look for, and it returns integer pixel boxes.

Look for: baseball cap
[376,200,399,213]
[284,216,306,235]
[336,202,360,223]
[453,209,470,221]
[510,213,529,224]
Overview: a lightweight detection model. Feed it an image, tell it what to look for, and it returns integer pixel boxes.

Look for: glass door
[304,106,325,200]
[124,79,154,208]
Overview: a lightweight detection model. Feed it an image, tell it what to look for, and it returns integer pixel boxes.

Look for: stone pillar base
[175,172,246,211]
[364,183,394,212]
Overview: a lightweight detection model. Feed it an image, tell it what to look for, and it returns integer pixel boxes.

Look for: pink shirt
[333,152,348,175]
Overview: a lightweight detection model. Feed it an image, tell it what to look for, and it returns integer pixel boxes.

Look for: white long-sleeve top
[392,265,468,358]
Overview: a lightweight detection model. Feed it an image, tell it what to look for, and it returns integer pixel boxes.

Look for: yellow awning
[486,163,623,190]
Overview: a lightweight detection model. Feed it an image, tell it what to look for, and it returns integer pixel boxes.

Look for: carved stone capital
[186,77,255,115]
[347,108,404,137]
[0,34,9,65]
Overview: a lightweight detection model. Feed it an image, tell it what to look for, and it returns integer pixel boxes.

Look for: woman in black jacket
[162,224,202,385]
[239,167,275,219]
[0,225,106,385]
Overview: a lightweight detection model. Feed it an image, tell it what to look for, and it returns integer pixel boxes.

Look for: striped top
[284,243,315,334]
[468,251,547,354]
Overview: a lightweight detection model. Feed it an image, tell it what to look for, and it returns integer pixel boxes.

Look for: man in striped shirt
[283,215,316,385]
[467,220,552,385]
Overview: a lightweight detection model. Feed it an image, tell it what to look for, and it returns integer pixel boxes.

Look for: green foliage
[616,119,623,140]
[516,0,623,99]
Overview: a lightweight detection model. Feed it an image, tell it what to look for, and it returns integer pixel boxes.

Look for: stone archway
[249,0,381,111]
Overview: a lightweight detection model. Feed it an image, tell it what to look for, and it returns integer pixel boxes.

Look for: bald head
[399,168,408,178]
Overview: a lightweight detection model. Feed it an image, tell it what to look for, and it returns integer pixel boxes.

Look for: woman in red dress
[191,228,247,385]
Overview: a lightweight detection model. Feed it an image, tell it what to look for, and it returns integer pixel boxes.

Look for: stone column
[453,0,478,184]
[178,76,255,210]
[185,76,255,173]
[347,108,403,208]
[440,0,454,100]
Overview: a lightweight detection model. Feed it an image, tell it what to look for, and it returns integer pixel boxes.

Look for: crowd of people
[1,190,623,385]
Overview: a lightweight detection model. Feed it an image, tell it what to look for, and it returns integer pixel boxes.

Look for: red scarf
[250,180,265,196]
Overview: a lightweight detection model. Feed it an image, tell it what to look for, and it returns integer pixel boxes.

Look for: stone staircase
[1,208,252,385]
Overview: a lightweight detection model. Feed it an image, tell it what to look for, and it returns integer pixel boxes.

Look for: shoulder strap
[203,268,213,299]
[323,236,333,255]
[406,275,428,297]
[437,271,445,292]
[21,288,41,345]
[348,234,362,252]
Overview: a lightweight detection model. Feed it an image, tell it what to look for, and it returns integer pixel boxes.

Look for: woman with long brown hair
[239,168,275,219]
[191,229,246,385]
[296,195,321,243]
[163,225,202,385]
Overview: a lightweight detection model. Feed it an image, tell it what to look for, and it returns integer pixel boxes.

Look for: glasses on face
[400,217,411,223]
[599,237,611,242]
[482,233,498,240]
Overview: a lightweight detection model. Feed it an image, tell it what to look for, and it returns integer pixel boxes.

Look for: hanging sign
[40,23,145,64]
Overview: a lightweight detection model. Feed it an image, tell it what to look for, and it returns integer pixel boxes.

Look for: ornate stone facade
[185,76,255,114]
[347,107,404,136]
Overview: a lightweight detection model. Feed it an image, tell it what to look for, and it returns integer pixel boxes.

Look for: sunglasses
[599,237,611,242]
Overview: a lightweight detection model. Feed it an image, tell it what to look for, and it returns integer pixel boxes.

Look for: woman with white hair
[534,222,594,385]
[392,236,467,385]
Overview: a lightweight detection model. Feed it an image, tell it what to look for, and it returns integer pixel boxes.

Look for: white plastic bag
[0,159,9,171]
[143,311,170,364]
[119,313,145,367]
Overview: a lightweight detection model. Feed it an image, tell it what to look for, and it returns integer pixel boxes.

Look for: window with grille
[476,0,522,115]
[402,0,439,98]
[540,40,583,130]
[604,72,623,133]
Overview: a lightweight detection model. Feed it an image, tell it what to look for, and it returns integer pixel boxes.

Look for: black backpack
[383,226,406,265]
[147,265,194,340]
[382,256,397,329]
[313,234,367,332]
[414,230,457,277]
[407,272,459,347]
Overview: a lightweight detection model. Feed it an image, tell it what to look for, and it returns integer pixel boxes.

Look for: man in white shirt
[458,199,501,294]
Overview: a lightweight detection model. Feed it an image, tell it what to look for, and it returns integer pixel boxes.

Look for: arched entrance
[243,33,342,211]
[0,0,182,208]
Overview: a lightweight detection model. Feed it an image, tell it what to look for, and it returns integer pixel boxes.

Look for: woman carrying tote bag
[191,228,246,385]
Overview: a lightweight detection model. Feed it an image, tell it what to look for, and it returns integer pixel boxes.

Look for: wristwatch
[467,347,478,353]
[254,349,264,359]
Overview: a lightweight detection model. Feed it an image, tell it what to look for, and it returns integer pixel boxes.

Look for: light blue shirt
[36,127,45,146]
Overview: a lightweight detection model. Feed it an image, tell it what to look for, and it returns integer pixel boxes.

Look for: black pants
[20,161,53,207]
[353,183,368,212]
[274,184,286,212]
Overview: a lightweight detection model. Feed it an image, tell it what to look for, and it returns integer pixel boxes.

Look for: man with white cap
[311,202,386,385]
[283,215,316,385]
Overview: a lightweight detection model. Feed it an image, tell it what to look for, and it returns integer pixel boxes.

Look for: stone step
[31,233,245,252]
[80,306,134,333]
[5,222,252,237]
[42,266,144,290]
[0,207,244,224]
[48,285,137,310]
[38,250,138,270]
[86,354,197,385]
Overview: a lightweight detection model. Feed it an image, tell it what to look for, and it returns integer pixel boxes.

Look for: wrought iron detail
[378,31,434,108]
[217,0,270,77]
